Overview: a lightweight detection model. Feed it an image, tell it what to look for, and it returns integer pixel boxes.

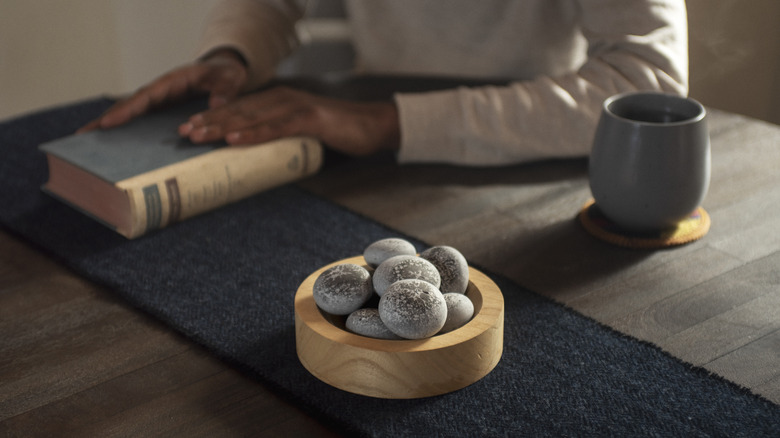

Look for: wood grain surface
[2,108,778,436]
[0,232,340,437]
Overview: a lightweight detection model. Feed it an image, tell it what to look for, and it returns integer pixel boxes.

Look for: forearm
[396,0,688,166]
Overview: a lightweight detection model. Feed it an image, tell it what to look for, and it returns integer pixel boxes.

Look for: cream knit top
[198,0,688,165]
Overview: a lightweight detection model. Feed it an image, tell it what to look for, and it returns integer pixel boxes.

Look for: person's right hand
[77,49,248,133]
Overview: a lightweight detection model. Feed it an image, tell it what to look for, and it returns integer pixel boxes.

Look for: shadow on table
[492,217,655,302]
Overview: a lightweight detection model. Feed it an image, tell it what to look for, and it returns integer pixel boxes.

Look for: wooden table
[2,98,778,435]
[300,108,780,403]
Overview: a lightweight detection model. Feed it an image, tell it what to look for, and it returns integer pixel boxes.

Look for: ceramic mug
[588,92,710,231]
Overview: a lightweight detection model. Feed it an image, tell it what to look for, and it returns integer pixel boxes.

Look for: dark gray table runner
[1,84,777,436]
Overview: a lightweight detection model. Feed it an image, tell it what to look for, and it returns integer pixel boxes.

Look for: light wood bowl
[294,255,504,399]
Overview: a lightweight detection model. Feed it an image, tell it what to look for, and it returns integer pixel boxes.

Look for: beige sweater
[198,0,688,165]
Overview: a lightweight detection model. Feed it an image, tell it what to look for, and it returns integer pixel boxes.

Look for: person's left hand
[178,86,400,156]
[78,49,249,134]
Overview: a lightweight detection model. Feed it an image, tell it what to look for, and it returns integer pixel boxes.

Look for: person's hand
[78,49,248,133]
[178,86,401,156]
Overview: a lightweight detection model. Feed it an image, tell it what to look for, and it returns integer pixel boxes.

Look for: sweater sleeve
[196,0,304,91]
[395,0,689,166]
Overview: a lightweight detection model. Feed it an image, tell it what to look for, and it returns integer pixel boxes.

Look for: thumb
[208,93,231,108]
[206,71,245,108]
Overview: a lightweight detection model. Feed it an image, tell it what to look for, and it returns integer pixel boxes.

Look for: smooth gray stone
[372,254,441,296]
[345,308,402,340]
[439,293,475,334]
[313,263,374,315]
[363,237,417,268]
[420,245,469,294]
[378,279,447,339]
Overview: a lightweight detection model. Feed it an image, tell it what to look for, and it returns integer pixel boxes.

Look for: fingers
[101,93,155,128]
[223,119,306,145]
[181,107,309,144]
[76,97,148,133]
[77,57,248,134]
[77,70,193,133]
[76,119,102,134]
[180,87,316,144]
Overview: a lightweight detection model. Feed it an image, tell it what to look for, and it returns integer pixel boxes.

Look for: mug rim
[603,91,706,126]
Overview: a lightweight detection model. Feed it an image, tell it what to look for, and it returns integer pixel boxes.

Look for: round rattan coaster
[578,199,711,249]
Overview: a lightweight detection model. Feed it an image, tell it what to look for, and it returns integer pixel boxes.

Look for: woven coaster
[578,199,711,249]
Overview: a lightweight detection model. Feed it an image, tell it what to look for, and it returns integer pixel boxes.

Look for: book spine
[118,137,323,238]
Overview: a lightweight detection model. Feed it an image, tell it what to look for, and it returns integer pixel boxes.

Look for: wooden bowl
[294,255,504,399]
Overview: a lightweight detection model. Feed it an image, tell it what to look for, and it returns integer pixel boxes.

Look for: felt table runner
[1,95,778,437]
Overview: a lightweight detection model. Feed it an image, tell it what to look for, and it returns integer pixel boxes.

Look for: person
[80,0,688,166]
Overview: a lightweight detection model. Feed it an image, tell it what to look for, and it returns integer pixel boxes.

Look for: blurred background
[1,0,778,125]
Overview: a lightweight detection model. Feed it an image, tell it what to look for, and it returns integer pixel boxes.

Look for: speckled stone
[345,308,402,340]
[372,255,441,296]
[378,279,447,339]
[312,263,374,315]
[363,238,417,268]
[439,293,475,334]
[420,246,469,294]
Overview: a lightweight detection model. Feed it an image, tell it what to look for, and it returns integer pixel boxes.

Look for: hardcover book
[40,100,323,239]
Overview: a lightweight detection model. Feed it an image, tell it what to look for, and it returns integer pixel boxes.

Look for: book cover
[40,99,323,238]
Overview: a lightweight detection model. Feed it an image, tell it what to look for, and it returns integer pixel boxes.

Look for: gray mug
[588,92,710,232]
